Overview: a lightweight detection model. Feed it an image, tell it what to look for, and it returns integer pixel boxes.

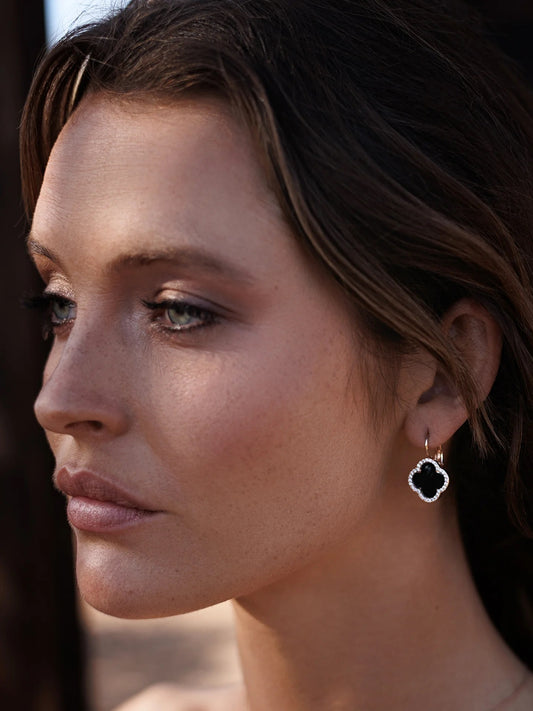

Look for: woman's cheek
[142,336,375,524]
[143,337,319,458]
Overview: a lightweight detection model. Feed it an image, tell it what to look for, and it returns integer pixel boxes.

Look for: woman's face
[30,95,401,617]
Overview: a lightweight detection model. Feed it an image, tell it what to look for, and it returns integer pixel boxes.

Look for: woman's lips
[54,467,160,533]
[65,497,155,532]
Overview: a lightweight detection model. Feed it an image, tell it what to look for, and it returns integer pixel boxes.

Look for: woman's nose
[34,334,131,439]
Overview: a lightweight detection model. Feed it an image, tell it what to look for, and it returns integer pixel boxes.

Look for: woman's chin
[77,575,216,619]
[74,546,231,619]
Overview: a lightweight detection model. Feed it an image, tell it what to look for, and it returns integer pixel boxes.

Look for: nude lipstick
[55,467,160,533]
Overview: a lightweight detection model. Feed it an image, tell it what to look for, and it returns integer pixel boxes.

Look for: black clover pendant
[408,458,449,503]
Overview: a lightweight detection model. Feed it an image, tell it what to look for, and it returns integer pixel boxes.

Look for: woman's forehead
[30,93,309,290]
[37,95,275,228]
[45,93,260,188]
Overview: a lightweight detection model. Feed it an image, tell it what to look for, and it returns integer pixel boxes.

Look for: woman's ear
[404,299,502,449]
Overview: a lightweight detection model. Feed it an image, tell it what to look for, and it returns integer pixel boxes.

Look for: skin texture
[30,96,532,711]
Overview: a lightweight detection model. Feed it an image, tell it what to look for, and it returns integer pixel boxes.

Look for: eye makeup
[22,289,222,342]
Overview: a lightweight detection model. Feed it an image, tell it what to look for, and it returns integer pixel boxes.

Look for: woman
[20,0,533,709]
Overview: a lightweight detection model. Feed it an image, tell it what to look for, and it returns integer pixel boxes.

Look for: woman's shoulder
[113,683,247,711]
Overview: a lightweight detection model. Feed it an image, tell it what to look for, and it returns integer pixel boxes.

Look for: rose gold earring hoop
[408,431,450,503]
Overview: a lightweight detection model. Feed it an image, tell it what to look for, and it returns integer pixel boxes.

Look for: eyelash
[22,292,218,339]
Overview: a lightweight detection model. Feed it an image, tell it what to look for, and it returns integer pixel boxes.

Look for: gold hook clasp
[425,430,443,465]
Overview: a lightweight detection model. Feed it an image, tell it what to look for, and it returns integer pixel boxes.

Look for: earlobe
[404,298,502,450]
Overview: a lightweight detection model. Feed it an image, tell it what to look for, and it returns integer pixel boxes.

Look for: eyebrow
[26,236,256,286]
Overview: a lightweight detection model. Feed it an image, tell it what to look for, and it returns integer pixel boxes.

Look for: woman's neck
[232,500,527,711]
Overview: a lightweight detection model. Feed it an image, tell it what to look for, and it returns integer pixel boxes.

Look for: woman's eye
[22,292,77,339]
[166,303,203,328]
[142,299,217,332]
[50,298,76,324]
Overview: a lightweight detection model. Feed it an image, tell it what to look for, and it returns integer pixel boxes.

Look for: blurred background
[1,1,532,709]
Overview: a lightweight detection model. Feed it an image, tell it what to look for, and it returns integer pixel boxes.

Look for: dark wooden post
[0,1,87,709]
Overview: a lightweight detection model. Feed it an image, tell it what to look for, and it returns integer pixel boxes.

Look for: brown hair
[20,0,533,665]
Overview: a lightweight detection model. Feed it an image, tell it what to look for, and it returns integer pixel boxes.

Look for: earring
[408,432,450,503]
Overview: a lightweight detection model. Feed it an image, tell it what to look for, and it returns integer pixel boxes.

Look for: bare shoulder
[499,672,533,711]
[113,683,247,711]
